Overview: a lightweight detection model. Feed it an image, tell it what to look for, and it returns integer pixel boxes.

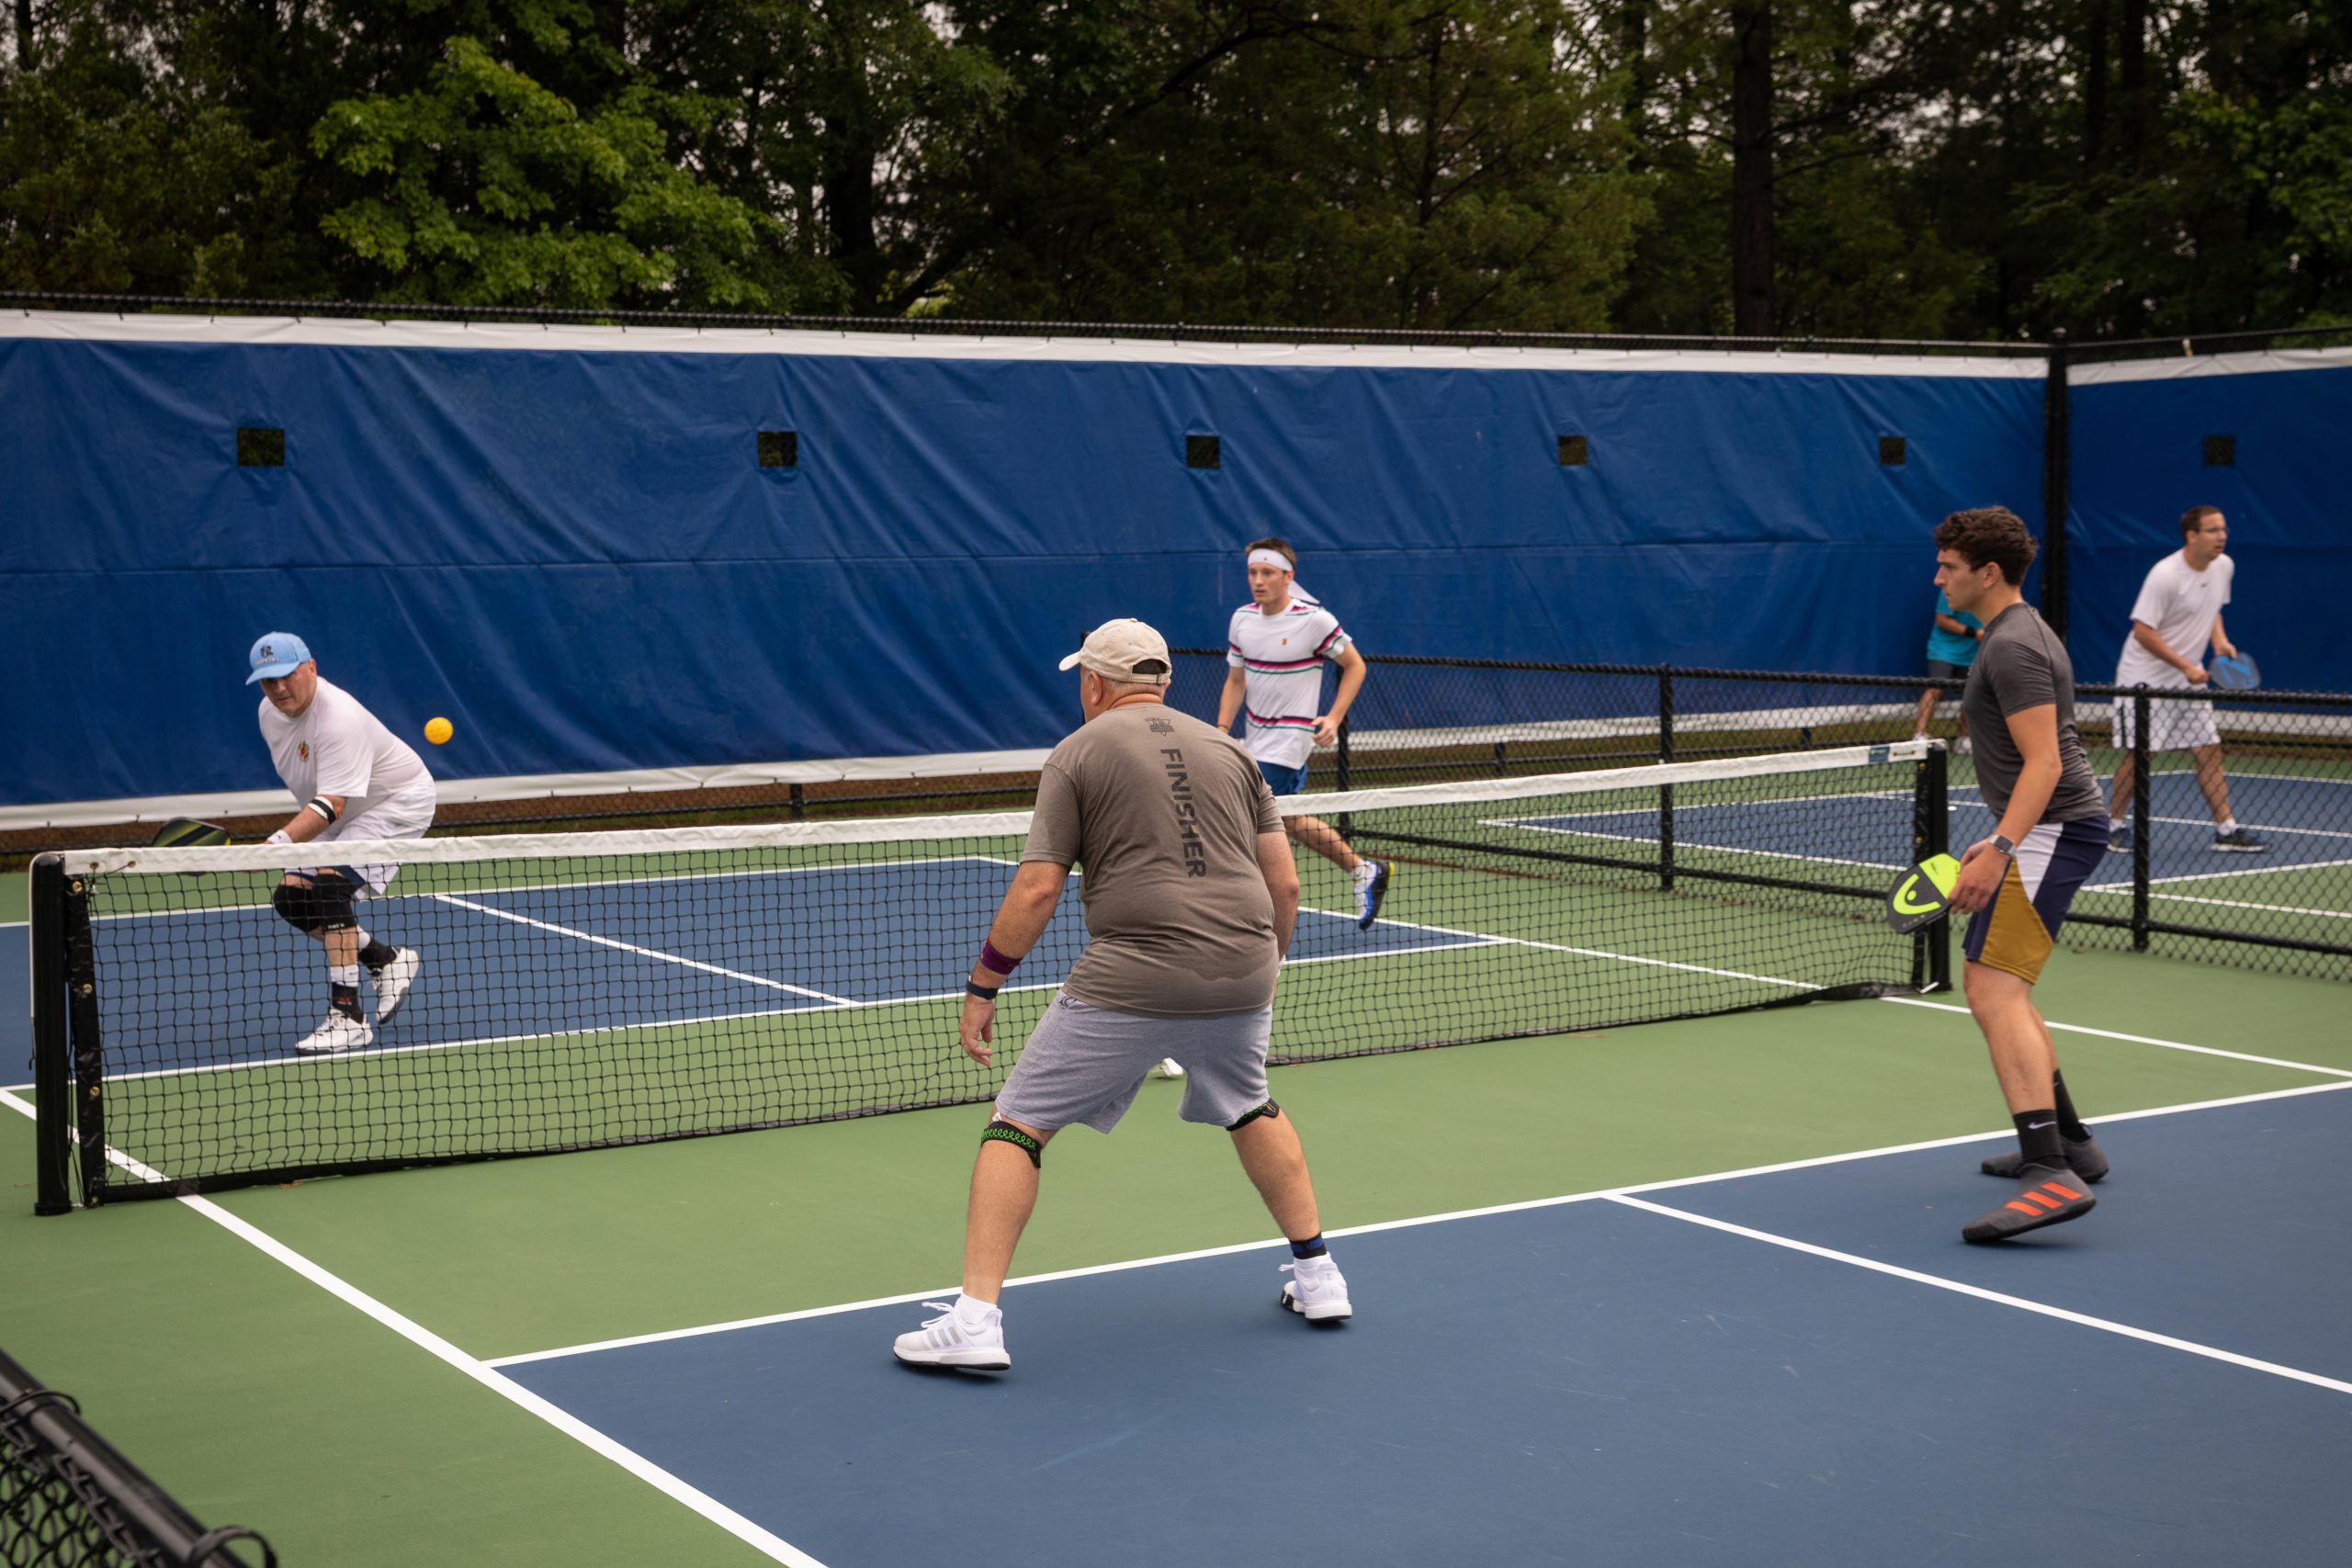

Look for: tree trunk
[16,0,36,69]
[1617,2,1650,124]
[1731,3,1775,336]
[2082,0,2109,174]
[2119,0,2148,168]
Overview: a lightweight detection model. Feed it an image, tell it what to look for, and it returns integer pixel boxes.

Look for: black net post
[2131,686,2153,951]
[1658,666,1677,892]
[61,874,107,1206]
[2041,327,2071,639]
[1918,743,1952,993]
[29,856,73,1216]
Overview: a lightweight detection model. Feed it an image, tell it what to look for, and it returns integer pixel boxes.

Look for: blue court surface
[494,1089,2352,1568]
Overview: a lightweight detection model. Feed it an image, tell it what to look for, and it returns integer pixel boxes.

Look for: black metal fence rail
[0,291,2051,355]
[1172,650,2352,981]
[0,1346,274,1567]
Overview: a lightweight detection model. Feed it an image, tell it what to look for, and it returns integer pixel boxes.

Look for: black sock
[2051,1072,2091,1142]
[332,984,364,1021]
[359,938,399,972]
[2012,1110,2065,1171]
[1288,1234,1328,1259]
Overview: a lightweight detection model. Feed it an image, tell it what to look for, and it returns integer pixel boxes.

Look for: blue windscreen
[0,329,2041,807]
[2067,361,2352,693]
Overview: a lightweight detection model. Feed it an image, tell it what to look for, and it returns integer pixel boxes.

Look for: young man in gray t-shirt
[892,619,1351,1371]
[1934,508,2116,1244]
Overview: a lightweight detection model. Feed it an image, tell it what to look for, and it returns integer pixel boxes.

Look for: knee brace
[980,1119,1043,1168]
[1225,1100,1281,1132]
[273,875,358,934]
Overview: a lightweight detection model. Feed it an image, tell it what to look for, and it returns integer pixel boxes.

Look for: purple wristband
[978,939,1022,976]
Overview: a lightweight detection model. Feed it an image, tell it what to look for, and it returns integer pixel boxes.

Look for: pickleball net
[28,741,1945,1206]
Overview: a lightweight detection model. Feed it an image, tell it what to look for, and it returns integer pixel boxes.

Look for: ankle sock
[1289,1234,1328,1259]
[2012,1110,2064,1171]
[2051,1072,2091,1143]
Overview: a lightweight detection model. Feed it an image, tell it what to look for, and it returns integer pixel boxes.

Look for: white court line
[1877,996,2352,1079]
[2075,886,2352,921]
[1606,1193,2352,1397]
[429,894,858,1006]
[0,1088,830,1568]
[489,1077,2352,1367]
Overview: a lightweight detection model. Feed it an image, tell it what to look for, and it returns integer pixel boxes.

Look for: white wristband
[266,829,292,845]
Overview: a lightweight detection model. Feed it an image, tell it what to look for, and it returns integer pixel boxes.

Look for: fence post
[1336,716,1352,792]
[2042,327,2071,639]
[1658,666,1676,893]
[2132,685,2152,952]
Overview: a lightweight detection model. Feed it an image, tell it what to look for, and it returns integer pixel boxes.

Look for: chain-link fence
[1173,649,2352,982]
[1,1348,272,1567]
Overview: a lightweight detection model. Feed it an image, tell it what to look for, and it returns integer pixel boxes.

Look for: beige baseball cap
[1057,618,1173,684]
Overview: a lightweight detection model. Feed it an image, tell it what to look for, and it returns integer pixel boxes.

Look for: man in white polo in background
[2104,505,2266,854]
[1216,536,1392,928]
[248,633,436,1052]
[892,619,1350,1371]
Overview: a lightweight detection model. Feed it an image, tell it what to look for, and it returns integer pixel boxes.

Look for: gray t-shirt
[1962,602,2108,825]
[1022,704,1287,1017]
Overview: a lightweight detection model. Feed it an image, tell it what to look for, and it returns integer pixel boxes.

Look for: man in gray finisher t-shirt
[1934,507,2117,1247]
[891,618,1351,1372]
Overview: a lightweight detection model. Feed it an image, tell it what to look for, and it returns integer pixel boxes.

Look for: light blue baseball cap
[246,632,313,684]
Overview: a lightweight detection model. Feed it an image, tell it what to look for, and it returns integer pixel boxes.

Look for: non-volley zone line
[0,1087,830,1567]
[485,1077,2352,1382]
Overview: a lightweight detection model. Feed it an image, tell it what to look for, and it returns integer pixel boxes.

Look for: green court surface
[4,941,2346,1565]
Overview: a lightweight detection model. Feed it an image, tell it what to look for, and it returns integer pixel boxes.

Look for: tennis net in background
[28,742,1945,1207]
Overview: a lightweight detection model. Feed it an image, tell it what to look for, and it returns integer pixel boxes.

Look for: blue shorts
[1257,760,1308,795]
[1962,818,2109,985]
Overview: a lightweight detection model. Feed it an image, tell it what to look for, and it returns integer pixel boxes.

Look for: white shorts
[2109,690,2221,753]
[300,795,435,895]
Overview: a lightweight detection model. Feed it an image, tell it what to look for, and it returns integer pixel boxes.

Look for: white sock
[1351,862,1377,887]
[2218,819,2238,835]
[329,964,360,989]
[953,1293,1001,1329]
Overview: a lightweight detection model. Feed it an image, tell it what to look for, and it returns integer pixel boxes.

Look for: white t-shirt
[2115,549,2233,688]
[258,677,437,838]
[1227,597,1353,769]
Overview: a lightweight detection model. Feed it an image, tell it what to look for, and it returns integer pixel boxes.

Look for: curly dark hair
[1933,506,2038,586]
[2181,504,2223,538]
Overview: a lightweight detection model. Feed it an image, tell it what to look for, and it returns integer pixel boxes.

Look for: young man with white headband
[1216,537,1392,929]
[892,618,1350,1371]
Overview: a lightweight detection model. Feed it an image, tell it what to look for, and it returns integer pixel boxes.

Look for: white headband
[1247,548,1294,572]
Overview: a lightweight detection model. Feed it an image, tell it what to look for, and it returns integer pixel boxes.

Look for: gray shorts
[995,993,1272,1134]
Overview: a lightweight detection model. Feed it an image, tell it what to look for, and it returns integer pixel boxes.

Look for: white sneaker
[372,948,423,1024]
[295,1012,375,1054]
[1153,1058,1185,1079]
[1351,861,1392,930]
[1280,1253,1352,1322]
[892,1297,1010,1370]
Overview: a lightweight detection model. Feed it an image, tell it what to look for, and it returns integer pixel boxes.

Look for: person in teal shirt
[1914,588,1984,750]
